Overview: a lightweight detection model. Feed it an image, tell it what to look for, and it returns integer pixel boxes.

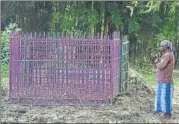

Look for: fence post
[9,31,21,98]
[112,31,120,97]
[120,35,129,93]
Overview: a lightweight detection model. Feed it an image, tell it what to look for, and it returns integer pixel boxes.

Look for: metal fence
[9,31,122,105]
[120,36,129,92]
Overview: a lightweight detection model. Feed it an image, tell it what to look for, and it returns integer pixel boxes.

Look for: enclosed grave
[9,31,125,105]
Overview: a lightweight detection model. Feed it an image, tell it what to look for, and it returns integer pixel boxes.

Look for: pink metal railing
[9,31,121,105]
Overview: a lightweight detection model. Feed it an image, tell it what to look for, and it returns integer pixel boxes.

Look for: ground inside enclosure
[1,68,179,123]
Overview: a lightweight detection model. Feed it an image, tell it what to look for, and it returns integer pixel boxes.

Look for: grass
[2,77,9,87]
[1,64,9,87]
[139,71,156,86]
[173,70,179,86]
[139,69,179,87]
[2,64,8,77]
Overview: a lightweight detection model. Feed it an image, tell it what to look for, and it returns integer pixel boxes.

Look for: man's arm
[156,54,170,70]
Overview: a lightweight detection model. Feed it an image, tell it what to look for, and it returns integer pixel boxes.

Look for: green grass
[173,70,179,86]
[2,64,8,77]
[1,64,9,87]
[1,77,9,87]
[140,71,156,86]
[139,69,179,87]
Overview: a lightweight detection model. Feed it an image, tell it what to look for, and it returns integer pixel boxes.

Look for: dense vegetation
[1,1,179,78]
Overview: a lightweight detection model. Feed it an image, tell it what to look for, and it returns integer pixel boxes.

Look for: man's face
[160,45,165,52]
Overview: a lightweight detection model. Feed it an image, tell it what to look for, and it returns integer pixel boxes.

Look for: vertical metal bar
[109,35,113,100]
[68,32,71,97]
[83,34,88,100]
[93,36,95,86]
[16,32,19,96]
[47,32,50,86]
[98,37,101,100]
[102,38,105,100]
[61,32,63,92]
[82,34,84,100]
[39,32,42,85]
[59,32,62,96]
[35,32,38,101]
[50,32,53,98]
[29,32,33,89]
[83,34,86,98]
[94,36,97,100]
[50,32,52,98]
[64,34,67,101]
[43,32,46,87]
[19,32,22,96]
[9,32,13,98]
[31,32,35,96]
[26,32,29,89]
[97,37,100,98]
[61,32,63,94]
[55,32,57,88]
[89,35,92,98]
[94,36,96,84]
[24,32,27,92]
[46,32,48,85]
[57,32,60,88]
[27,32,30,92]
[79,33,81,100]
[46,32,48,87]
[125,40,129,90]
[19,31,24,96]
[34,32,37,92]
[51,32,53,85]
[104,35,107,100]
[66,33,69,91]
[119,37,122,93]
[19,32,23,93]
[86,35,89,98]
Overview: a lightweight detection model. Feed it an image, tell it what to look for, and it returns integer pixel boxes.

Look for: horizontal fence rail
[9,31,121,105]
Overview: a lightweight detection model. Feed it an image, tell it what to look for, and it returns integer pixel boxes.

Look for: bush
[1,31,10,65]
[1,23,21,78]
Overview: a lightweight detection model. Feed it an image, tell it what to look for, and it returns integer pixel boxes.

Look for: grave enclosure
[9,31,128,105]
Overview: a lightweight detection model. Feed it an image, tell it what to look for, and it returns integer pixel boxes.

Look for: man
[154,40,175,118]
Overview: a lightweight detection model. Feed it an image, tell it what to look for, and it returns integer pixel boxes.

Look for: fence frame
[9,31,126,106]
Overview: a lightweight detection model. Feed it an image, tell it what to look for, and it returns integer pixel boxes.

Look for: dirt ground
[1,69,179,123]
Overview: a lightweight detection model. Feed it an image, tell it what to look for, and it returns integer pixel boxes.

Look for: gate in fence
[9,31,127,105]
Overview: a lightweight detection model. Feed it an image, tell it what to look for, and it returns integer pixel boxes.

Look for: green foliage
[128,20,140,34]
[1,31,9,65]
[1,23,20,78]
[143,1,161,13]
[2,1,179,70]
[1,65,8,78]
[154,2,179,43]
[155,15,177,42]
[111,8,121,28]
[89,10,98,25]
[168,2,179,15]
[155,24,177,42]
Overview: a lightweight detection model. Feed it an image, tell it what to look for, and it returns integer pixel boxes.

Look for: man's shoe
[164,113,171,118]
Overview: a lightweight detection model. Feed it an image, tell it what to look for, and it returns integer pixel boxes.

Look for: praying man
[154,40,175,118]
